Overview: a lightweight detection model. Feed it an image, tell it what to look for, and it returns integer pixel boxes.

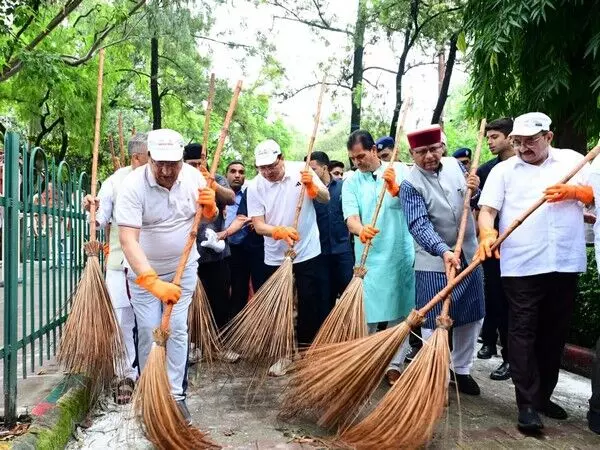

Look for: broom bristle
[280,310,422,428]
[339,320,451,449]
[308,275,367,351]
[188,280,221,366]
[220,257,295,368]
[57,241,124,391]
[133,332,220,450]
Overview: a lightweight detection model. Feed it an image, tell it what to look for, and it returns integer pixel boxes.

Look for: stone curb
[10,375,90,450]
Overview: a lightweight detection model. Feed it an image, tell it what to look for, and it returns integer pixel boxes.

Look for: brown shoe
[385,368,401,386]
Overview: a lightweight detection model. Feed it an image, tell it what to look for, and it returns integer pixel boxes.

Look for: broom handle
[161,80,243,332]
[202,73,216,169]
[421,140,600,319]
[118,113,126,166]
[291,79,326,231]
[88,48,105,241]
[441,119,486,316]
[108,133,120,171]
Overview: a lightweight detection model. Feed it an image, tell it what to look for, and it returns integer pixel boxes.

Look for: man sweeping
[400,124,484,396]
[246,139,330,376]
[342,130,415,386]
[83,132,149,404]
[478,112,593,432]
[116,129,218,423]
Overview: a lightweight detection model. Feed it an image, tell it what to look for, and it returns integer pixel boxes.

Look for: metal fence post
[3,132,20,425]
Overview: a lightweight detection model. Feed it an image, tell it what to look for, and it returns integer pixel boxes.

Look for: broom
[338,119,487,449]
[118,112,127,167]
[220,80,327,372]
[57,48,125,390]
[108,133,121,171]
[282,137,600,429]
[308,99,409,350]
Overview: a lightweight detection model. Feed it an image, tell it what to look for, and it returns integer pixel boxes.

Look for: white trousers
[105,269,137,381]
[421,319,483,375]
[126,263,196,401]
[368,318,411,371]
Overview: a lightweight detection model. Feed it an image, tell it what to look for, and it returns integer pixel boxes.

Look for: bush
[569,247,600,348]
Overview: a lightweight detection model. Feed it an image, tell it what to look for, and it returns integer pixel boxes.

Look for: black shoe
[450,371,481,396]
[587,410,600,434]
[176,399,192,425]
[405,345,420,363]
[540,400,568,420]
[477,344,497,359]
[490,361,511,381]
[518,407,544,432]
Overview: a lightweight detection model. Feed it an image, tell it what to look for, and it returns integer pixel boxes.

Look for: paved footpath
[67,356,600,449]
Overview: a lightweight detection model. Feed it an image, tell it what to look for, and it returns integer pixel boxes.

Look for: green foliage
[570,247,600,348]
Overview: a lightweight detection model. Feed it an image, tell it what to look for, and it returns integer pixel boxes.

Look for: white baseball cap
[509,112,552,137]
[147,129,184,161]
[254,139,281,166]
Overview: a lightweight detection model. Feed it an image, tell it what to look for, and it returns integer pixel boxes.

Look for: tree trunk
[350,0,367,132]
[389,34,411,137]
[150,35,161,130]
[431,33,458,125]
[58,126,68,161]
[554,115,587,154]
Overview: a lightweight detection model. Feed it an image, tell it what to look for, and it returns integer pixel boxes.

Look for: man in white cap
[246,139,330,376]
[116,128,218,423]
[478,112,593,432]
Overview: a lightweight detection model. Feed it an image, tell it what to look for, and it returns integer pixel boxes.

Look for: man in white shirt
[478,112,593,432]
[246,139,330,375]
[116,129,217,423]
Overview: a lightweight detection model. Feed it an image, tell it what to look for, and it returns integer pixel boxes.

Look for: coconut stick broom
[338,119,487,449]
[282,137,600,429]
[132,81,242,450]
[220,80,327,372]
[57,49,125,391]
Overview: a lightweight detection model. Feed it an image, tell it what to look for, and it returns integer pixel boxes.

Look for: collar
[514,146,556,167]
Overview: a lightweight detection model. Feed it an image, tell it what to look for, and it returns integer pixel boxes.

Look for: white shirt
[588,155,600,269]
[478,147,589,277]
[246,161,325,266]
[116,163,206,275]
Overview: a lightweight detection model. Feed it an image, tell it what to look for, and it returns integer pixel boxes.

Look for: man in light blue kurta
[342,129,416,384]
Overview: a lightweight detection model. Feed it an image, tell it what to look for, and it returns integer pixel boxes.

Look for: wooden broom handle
[118,112,126,166]
[441,118,486,316]
[202,73,216,169]
[421,140,600,319]
[108,134,120,171]
[160,80,243,332]
[88,48,105,240]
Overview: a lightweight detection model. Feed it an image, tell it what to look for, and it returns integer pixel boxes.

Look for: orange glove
[102,243,110,259]
[135,270,181,304]
[544,184,594,204]
[198,188,218,219]
[272,226,300,246]
[383,167,400,197]
[300,170,319,199]
[359,225,380,244]
[476,228,500,261]
[200,166,217,190]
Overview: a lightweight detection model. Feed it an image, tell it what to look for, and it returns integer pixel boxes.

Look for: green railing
[1,131,102,424]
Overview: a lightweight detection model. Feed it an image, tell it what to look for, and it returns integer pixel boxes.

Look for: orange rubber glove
[135,270,181,304]
[198,187,218,219]
[102,243,110,259]
[382,167,400,197]
[544,184,594,205]
[359,225,380,244]
[200,166,217,190]
[272,226,300,246]
[476,228,500,261]
[300,170,319,199]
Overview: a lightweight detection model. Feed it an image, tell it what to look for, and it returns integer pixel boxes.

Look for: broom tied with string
[282,136,600,431]
[57,48,125,393]
[338,119,487,449]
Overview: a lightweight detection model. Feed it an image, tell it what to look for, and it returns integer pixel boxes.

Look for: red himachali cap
[407,125,442,149]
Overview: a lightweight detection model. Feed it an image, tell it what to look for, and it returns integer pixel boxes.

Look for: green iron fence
[1,131,103,425]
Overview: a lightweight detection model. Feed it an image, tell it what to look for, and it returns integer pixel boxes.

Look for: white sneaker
[220,350,240,363]
[268,358,292,377]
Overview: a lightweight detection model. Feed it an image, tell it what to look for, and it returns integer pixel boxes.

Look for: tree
[464,0,600,151]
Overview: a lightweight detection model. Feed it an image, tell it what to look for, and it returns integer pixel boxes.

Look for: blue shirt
[314,178,352,255]
[225,188,248,246]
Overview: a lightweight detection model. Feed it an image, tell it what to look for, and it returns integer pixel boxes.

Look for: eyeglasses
[258,160,280,173]
[512,134,545,149]
[412,143,444,157]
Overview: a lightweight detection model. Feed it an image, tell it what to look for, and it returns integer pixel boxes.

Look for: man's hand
[300,170,319,199]
[383,167,400,197]
[198,188,218,219]
[272,226,300,246]
[82,194,99,212]
[103,243,110,259]
[476,228,500,261]
[466,173,480,192]
[443,251,461,272]
[135,270,181,304]
[584,211,597,224]
[359,225,380,244]
[544,184,594,205]
[200,166,218,190]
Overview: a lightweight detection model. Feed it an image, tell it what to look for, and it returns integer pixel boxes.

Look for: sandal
[114,378,135,405]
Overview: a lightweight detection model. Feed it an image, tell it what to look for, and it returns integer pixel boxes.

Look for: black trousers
[264,254,330,346]
[228,244,269,322]
[198,259,231,330]
[590,336,600,413]
[325,251,354,308]
[481,258,509,360]
[503,272,577,410]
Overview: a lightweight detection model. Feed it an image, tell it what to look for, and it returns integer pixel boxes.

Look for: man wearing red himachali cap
[399,125,485,396]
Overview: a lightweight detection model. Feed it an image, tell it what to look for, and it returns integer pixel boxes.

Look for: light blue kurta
[342,162,416,323]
